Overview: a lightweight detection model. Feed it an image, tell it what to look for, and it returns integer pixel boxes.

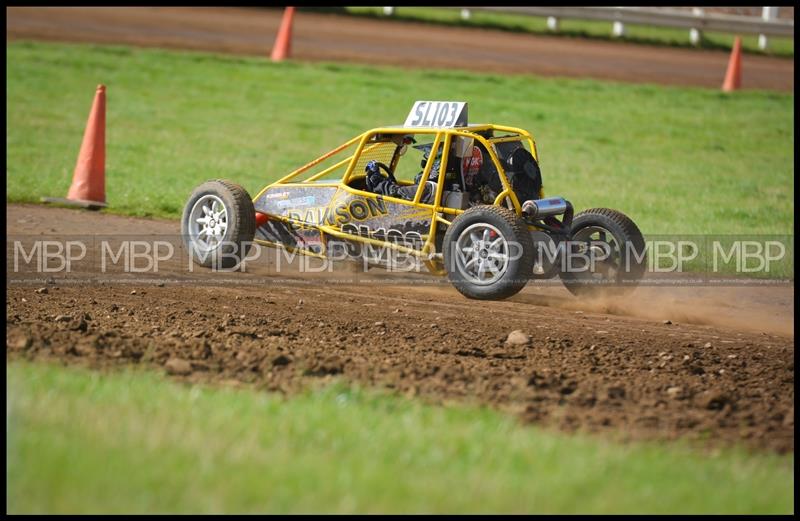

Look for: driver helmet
[414,142,458,180]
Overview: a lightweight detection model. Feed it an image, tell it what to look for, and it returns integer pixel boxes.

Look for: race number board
[404,101,468,128]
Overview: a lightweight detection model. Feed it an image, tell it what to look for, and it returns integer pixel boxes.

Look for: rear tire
[560,208,646,297]
[181,180,256,269]
[443,205,534,300]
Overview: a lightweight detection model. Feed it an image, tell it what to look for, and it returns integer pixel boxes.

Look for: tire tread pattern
[561,207,646,296]
[181,179,256,269]
[443,205,534,300]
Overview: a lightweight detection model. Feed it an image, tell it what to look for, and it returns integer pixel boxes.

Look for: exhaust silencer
[521,197,569,218]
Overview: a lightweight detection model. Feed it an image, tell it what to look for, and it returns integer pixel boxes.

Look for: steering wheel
[367,161,397,183]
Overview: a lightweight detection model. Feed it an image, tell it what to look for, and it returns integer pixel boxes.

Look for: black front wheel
[559,208,646,297]
[443,205,534,300]
[181,179,256,269]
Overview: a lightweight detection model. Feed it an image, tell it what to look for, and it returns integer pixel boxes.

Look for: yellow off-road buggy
[182,101,646,300]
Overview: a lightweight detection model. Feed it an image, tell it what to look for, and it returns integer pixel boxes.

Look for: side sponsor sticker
[276,196,316,209]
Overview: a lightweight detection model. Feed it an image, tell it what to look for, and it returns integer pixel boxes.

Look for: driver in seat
[364,141,458,204]
[364,159,435,203]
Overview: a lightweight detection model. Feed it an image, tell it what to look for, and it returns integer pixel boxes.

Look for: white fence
[380,6,793,50]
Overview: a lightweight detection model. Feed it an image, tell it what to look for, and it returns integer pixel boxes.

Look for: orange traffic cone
[270,7,295,62]
[43,84,107,209]
[722,36,742,92]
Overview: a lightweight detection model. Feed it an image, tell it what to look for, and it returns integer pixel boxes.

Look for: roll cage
[260,124,541,216]
[251,124,544,274]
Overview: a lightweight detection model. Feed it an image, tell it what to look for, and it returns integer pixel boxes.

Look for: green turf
[6,361,794,514]
[341,7,795,58]
[6,41,793,237]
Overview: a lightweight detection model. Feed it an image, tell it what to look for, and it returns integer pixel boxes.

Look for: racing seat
[501,146,542,204]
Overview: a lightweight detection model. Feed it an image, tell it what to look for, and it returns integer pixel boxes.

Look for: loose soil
[6,204,794,453]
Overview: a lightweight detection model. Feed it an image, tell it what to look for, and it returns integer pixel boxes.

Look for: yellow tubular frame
[252,124,543,271]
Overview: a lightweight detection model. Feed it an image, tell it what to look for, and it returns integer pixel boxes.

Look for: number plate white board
[404,101,467,128]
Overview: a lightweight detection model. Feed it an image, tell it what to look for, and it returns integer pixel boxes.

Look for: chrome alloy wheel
[188,194,229,252]
[454,223,510,286]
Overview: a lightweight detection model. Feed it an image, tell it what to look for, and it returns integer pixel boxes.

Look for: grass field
[5,41,795,513]
[6,41,794,237]
[6,361,794,514]
[341,7,795,58]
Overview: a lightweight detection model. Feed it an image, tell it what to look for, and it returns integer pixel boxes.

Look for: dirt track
[6,7,794,91]
[6,204,795,453]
